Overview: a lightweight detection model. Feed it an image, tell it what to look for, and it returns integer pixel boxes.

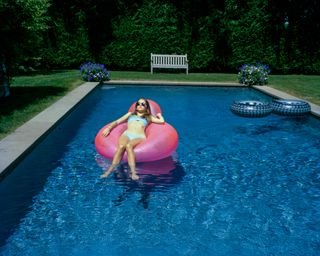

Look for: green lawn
[109,71,238,82]
[268,75,320,105]
[0,70,83,139]
[1,70,319,139]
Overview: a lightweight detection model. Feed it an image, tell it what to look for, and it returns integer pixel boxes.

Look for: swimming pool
[1,85,320,255]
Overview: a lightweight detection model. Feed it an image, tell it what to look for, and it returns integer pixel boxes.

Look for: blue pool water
[1,85,320,255]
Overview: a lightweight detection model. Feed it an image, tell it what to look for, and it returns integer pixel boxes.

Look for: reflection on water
[235,116,310,136]
[96,156,186,209]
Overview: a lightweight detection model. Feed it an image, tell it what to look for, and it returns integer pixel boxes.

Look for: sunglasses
[136,102,146,107]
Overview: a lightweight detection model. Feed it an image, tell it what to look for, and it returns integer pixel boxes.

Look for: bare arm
[102,112,132,136]
[150,113,165,124]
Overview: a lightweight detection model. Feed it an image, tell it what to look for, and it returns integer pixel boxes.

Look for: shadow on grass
[0,86,67,116]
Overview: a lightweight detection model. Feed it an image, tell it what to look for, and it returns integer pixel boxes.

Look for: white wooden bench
[150,54,188,74]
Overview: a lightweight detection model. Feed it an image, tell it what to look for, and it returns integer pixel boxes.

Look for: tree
[0,0,50,97]
[269,0,320,73]
[224,0,272,69]
[39,4,92,69]
[102,0,190,70]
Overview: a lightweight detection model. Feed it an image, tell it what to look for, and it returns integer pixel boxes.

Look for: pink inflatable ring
[95,99,178,162]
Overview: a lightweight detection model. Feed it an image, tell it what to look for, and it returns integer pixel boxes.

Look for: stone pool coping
[1,80,319,177]
[106,80,243,87]
[253,86,320,118]
[0,82,99,177]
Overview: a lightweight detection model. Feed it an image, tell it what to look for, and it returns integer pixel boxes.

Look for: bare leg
[126,139,144,180]
[100,135,129,178]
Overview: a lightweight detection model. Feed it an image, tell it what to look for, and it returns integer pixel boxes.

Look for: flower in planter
[80,62,110,82]
[238,63,271,86]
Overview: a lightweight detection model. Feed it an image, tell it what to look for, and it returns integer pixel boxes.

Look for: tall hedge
[3,0,320,74]
[101,0,190,70]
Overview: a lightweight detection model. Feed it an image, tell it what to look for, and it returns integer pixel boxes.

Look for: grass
[268,75,320,105]
[1,70,320,139]
[0,70,83,139]
[109,71,238,82]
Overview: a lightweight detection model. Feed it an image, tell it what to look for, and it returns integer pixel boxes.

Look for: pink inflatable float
[95,99,178,162]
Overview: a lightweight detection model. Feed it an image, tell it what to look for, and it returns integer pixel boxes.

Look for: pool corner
[253,85,320,118]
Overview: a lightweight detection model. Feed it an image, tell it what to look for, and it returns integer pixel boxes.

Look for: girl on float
[100,98,165,180]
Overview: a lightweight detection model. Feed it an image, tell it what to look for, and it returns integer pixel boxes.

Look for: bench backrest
[151,54,188,67]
